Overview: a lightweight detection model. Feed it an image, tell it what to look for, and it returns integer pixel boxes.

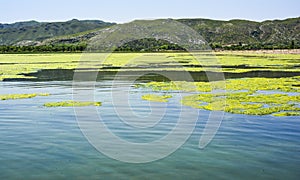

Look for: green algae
[1,52,300,81]
[139,77,300,93]
[141,94,172,102]
[0,54,82,81]
[181,92,300,116]
[273,112,300,117]
[225,77,300,93]
[0,93,50,100]
[44,100,102,107]
[137,77,300,116]
[136,81,213,92]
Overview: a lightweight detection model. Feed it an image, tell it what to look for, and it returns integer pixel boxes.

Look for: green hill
[177,17,300,48]
[0,19,115,45]
[42,17,300,50]
[0,17,299,51]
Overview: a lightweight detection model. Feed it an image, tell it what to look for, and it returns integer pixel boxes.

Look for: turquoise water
[0,81,299,179]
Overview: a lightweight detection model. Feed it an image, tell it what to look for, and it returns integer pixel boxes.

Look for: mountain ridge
[0,17,299,50]
[0,19,116,45]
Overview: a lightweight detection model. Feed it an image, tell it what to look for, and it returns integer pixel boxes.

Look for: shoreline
[215,49,300,54]
[0,49,299,54]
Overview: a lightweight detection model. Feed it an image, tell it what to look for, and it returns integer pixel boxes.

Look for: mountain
[0,19,116,45]
[177,17,300,47]
[41,17,300,49]
[0,20,40,29]
[0,17,299,50]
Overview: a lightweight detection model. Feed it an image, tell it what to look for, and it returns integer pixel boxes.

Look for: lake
[1,74,299,179]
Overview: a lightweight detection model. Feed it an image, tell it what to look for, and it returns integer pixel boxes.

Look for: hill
[41,17,300,50]
[0,17,299,51]
[177,17,300,48]
[0,19,115,45]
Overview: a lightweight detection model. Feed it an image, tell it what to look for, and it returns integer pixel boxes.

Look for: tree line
[0,40,298,53]
[210,40,298,50]
[0,43,87,53]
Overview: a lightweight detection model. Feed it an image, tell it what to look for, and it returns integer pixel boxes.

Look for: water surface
[0,80,299,179]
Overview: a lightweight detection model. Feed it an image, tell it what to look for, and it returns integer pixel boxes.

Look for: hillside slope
[177,17,300,46]
[0,19,115,45]
[0,17,299,50]
[43,17,300,49]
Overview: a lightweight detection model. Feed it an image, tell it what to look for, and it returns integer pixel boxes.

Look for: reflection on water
[10,69,300,82]
[0,80,300,179]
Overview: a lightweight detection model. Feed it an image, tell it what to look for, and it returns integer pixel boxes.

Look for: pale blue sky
[0,0,299,23]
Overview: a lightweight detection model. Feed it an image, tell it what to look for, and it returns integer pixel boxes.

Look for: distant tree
[290,40,295,49]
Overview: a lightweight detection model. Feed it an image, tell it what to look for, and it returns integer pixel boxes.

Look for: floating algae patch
[136,81,212,92]
[136,76,300,116]
[44,101,102,107]
[0,53,82,81]
[141,94,172,103]
[214,52,300,70]
[225,77,300,93]
[273,112,300,117]
[181,92,300,116]
[0,74,37,81]
[1,52,300,81]
[137,76,300,93]
[0,93,50,100]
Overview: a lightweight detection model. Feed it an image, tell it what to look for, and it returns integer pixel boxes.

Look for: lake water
[0,79,299,179]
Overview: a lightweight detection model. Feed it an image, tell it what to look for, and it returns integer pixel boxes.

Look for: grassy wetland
[1,51,299,80]
[1,51,299,116]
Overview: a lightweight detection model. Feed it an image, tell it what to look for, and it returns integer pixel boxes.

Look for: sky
[0,0,299,23]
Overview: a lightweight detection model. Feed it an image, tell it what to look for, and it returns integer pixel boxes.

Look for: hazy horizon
[1,16,299,25]
[1,0,299,24]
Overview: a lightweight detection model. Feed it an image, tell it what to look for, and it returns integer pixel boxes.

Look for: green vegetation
[215,52,300,72]
[0,53,82,80]
[181,92,300,116]
[139,76,300,93]
[273,112,300,117]
[1,17,299,52]
[0,93,49,100]
[0,19,115,45]
[0,44,87,53]
[137,76,300,116]
[1,52,300,81]
[44,101,101,107]
[114,38,186,52]
[141,94,172,102]
[178,17,300,50]
[0,50,299,116]
[136,81,212,92]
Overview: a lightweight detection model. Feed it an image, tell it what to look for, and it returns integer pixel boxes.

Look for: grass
[44,100,102,107]
[0,93,50,100]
